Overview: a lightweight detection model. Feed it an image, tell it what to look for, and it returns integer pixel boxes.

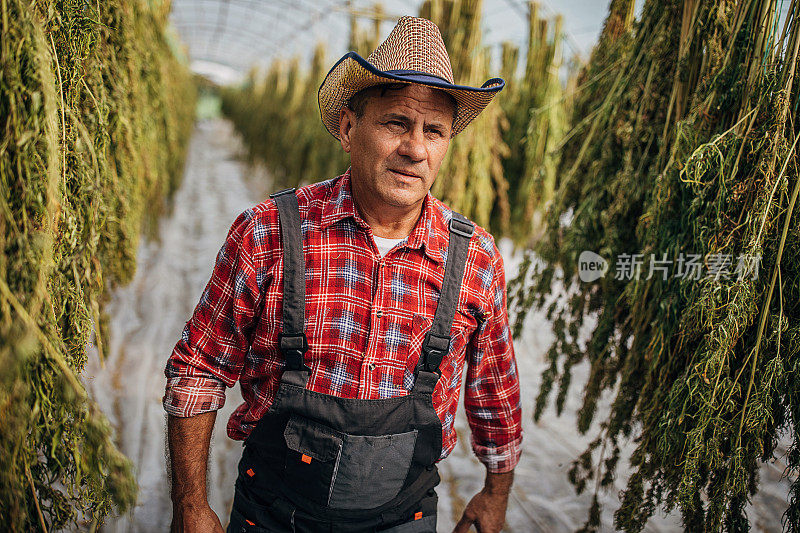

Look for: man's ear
[339,107,355,153]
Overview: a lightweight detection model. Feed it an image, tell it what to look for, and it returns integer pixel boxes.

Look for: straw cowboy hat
[318,15,505,138]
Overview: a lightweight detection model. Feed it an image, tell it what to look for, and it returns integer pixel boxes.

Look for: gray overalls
[227,188,474,532]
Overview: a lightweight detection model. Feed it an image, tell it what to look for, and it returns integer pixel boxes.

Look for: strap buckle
[279,333,309,371]
[448,217,474,238]
[421,334,450,373]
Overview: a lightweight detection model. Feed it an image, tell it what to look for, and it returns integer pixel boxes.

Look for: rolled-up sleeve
[163,208,263,417]
[464,242,522,473]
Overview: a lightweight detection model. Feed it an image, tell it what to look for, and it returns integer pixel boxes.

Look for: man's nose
[397,129,427,162]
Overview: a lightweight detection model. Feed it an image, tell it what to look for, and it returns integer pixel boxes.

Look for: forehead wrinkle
[375,97,453,127]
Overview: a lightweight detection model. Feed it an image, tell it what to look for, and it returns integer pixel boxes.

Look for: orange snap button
[414,512,423,520]
[301,454,313,464]
[246,468,255,477]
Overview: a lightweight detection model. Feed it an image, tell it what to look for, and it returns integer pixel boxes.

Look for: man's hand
[171,502,224,533]
[453,470,513,533]
[168,411,223,532]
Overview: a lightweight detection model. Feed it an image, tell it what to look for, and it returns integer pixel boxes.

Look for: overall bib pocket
[328,429,419,509]
[282,414,343,506]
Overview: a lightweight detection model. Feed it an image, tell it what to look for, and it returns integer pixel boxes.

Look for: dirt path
[84,118,788,532]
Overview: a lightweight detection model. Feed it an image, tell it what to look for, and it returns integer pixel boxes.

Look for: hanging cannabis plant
[510,0,800,530]
[221,42,350,190]
[1,0,195,529]
[498,3,572,244]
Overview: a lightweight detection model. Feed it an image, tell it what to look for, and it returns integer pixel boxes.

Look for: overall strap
[418,212,474,379]
[271,188,309,376]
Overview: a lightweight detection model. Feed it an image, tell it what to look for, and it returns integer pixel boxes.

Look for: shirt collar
[320,168,448,264]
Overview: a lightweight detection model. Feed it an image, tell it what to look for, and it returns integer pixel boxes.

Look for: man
[165,16,522,533]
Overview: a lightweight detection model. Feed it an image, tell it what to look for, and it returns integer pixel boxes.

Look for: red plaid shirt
[163,169,522,473]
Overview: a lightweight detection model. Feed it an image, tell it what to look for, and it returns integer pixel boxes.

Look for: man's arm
[456,236,522,532]
[163,208,267,531]
[168,412,224,533]
[453,470,514,533]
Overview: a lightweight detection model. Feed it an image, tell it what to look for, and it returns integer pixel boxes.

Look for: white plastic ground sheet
[84,119,790,532]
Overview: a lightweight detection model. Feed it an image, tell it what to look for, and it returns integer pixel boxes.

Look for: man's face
[339,84,454,212]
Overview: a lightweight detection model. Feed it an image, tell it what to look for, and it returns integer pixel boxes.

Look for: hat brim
[318,51,505,139]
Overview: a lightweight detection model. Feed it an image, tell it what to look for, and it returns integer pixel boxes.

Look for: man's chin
[380,190,427,209]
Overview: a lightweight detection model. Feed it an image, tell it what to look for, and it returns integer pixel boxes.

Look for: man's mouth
[389,168,422,179]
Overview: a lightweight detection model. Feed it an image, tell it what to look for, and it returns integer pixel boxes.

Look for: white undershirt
[372,234,407,257]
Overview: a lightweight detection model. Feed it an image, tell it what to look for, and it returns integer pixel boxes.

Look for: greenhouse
[1,0,799,531]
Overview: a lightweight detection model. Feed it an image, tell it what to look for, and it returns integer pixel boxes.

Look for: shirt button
[376,309,383,318]
[368,363,376,371]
